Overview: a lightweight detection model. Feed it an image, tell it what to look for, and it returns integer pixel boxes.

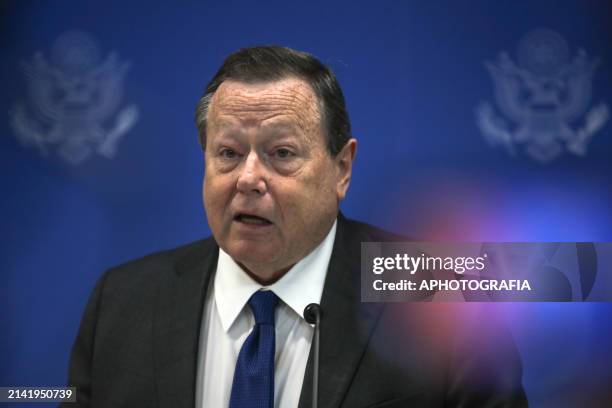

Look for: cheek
[280,172,336,220]
[204,173,232,212]
[309,162,339,200]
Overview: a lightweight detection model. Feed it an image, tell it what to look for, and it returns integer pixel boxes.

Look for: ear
[335,138,357,201]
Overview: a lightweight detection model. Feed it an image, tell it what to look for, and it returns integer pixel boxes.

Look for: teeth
[239,215,270,225]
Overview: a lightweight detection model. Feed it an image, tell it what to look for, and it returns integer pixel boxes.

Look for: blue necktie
[229,290,279,408]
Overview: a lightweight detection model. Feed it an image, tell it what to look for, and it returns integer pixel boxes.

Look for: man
[65,46,527,407]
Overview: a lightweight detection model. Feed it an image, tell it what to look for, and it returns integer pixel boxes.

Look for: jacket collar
[298,213,386,408]
[154,238,218,408]
[153,213,385,408]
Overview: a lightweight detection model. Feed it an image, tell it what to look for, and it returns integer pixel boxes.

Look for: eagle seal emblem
[10,30,139,165]
[476,28,608,162]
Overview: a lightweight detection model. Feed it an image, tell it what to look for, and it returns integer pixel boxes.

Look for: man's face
[203,77,356,283]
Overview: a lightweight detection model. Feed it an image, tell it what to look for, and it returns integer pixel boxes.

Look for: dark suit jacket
[65,215,528,407]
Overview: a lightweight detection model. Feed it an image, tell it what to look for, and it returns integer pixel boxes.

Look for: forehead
[208,77,322,132]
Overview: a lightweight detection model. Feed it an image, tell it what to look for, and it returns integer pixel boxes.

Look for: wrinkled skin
[203,77,357,284]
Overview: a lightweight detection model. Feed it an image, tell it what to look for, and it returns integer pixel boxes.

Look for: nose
[236,151,268,195]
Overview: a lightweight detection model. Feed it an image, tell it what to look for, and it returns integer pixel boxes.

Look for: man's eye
[274,148,294,159]
[219,148,238,159]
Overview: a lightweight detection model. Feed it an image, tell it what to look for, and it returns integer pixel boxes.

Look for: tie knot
[248,290,278,325]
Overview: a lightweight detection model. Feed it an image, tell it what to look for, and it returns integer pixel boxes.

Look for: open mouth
[234,213,273,226]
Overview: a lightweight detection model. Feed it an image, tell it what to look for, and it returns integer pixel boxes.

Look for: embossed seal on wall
[10,30,139,165]
[476,28,608,163]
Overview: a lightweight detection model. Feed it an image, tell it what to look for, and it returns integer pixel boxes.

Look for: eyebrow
[209,126,301,148]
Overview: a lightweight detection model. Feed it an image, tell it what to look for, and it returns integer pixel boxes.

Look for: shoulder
[98,237,217,298]
[339,214,410,243]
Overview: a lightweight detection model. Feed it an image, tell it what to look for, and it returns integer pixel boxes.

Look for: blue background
[2,1,612,406]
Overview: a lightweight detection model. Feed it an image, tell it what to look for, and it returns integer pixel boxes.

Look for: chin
[225,240,279,267]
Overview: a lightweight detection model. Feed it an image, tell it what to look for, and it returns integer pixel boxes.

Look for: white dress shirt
[196,221,337,408]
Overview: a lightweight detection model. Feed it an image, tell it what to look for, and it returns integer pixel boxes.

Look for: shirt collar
[214,220,337,332]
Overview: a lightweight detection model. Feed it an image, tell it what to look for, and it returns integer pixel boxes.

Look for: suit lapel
[299,215,385,408]
[150,217,383,408]
[154,239,219,408]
